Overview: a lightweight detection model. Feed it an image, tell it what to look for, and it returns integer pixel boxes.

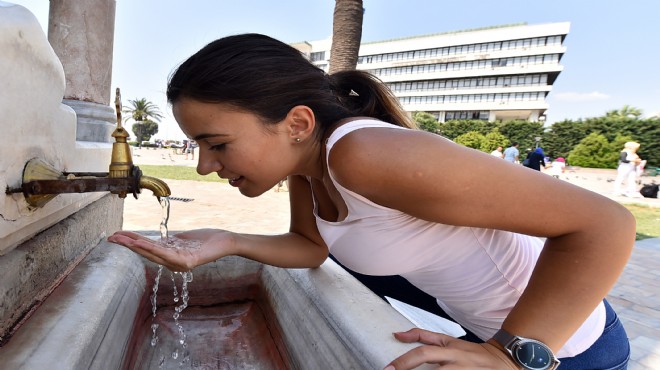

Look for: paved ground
[124,148,660,369]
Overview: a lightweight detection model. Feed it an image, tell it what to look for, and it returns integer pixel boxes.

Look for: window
[310,51,326,62]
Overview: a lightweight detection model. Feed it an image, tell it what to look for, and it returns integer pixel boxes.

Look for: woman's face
[172,98,292,197]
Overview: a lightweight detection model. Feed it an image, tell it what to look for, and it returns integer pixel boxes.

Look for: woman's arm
[230,174,328,268]
[329,127,635,352]
[108,175,328,271]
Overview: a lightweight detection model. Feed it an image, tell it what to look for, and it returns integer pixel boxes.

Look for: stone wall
[0,3,123,344]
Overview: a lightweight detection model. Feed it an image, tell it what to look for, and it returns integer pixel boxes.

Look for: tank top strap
[325,119,407,156]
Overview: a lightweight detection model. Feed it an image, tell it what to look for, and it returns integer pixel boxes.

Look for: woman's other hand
[384,328,518,370]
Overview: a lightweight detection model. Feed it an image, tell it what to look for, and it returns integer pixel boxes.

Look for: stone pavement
[123,148,659,369]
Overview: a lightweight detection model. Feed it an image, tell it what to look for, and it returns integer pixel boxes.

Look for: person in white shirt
[490,146,503,158]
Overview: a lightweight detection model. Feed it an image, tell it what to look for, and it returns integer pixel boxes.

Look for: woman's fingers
[386,330,518,370]
[108,232,193,271]
[386,345,461,369]
[393,328,453,346]
[109,230,153,242]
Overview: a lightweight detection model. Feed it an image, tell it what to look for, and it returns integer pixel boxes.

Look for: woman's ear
[286,105,316,143]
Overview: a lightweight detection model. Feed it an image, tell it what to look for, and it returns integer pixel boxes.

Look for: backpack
[640,184,659,198]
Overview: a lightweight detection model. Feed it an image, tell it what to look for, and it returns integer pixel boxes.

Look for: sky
[9,0,660,140]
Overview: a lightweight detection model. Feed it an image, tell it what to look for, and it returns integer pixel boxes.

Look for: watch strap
[493,328,517,348]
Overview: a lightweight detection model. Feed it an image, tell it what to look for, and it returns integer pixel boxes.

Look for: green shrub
[455,131,485,150]
[568,133,615,168]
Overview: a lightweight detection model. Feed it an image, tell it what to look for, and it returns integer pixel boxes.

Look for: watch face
[514,341,553,370]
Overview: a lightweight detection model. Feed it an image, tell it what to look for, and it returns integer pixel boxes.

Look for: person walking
[523,147,547,171]
[613,141,643,197]
[502,142,519,163]
[109,34,633,370]
[490,146,504,158]
[549,157,566,179]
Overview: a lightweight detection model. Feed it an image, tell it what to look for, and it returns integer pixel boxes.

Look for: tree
[439,119,492,140]
[123,98,163,145]
[412,111,440,133]
[480,130,509,153]
[542,119,588,159]
[328,0,364,73]
[567,133,614,168]
[454,131,485,150]
[132,120,159,143]
[123,98,163,123]
[605,105,642,119]
[498,120,545,153]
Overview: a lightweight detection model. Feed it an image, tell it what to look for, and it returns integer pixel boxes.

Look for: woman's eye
[209,143,226,151]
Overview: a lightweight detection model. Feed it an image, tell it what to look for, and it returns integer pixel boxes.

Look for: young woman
[109,34,633,369]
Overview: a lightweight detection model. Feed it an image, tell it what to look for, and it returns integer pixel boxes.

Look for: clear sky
[10,0,660,140]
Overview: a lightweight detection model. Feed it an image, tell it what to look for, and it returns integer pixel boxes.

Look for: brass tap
[6,88,171,208]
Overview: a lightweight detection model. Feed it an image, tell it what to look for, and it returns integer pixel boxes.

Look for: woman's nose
[196,151,222,175]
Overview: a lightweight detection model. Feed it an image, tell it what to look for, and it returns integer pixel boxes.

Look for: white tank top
[313,120,604,358]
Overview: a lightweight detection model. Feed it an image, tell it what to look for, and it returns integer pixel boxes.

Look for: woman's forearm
[232,232,329,268]
[499,203,635,351]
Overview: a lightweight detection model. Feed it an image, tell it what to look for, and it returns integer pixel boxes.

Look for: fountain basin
[0,240,426,369]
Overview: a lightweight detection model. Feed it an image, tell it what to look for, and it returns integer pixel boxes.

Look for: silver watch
[492,329,560,370]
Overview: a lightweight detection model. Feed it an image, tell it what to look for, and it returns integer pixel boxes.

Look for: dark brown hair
[167,33,415,138]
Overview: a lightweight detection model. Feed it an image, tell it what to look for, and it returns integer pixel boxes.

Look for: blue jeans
[558,299,630,369]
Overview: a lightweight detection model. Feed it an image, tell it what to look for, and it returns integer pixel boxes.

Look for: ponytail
[329,70,417,129]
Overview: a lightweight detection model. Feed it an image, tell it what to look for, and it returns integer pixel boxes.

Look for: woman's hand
[108,228,235,272]
[384,328,518,370]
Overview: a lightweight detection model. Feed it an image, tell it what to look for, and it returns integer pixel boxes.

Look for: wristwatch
[492,329,560,370]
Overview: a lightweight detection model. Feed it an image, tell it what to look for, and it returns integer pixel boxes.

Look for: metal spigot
[5,88,171,208]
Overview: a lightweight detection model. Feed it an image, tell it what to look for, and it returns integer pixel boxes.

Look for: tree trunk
[329,0,364,74]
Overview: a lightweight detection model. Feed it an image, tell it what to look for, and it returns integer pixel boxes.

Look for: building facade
[293,22,569,123]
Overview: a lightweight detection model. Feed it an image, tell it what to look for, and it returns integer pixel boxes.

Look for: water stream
[150,196,200,367]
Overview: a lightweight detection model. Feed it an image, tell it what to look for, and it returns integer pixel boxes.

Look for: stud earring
[295,138,301,143]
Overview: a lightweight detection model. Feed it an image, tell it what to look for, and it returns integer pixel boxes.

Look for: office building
[293,22,569,122]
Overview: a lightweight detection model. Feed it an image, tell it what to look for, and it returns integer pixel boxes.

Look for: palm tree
[328,0,364,73]
[123,98,163,123]
[605,105,642,119]
[123,98,163,145]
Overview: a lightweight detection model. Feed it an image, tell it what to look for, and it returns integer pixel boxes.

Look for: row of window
[388,74,549,92]
[445,111,491,120]
[399,91,546,105]
[356,35,563,65]
[370,54,559,77]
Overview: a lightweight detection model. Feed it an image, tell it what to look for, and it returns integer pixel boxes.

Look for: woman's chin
[238,186,268,198]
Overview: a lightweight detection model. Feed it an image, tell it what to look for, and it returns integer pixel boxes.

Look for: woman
[613,141,643,197]
[109,34,633,369]
[524,147,547,171]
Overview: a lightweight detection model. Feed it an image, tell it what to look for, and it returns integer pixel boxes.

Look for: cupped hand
[384,328,518,370]
[108,228,235,272]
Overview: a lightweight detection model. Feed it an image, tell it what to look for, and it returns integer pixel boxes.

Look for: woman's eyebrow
[193,133,229,141]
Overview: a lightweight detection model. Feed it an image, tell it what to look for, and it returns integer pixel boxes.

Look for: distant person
[503,142,519,163]
[613,141,643,197]
[523,147,547,171]
[185,139,196,160]
[490,146,503,158]
[549,157,566,178]
[181,139,189,156]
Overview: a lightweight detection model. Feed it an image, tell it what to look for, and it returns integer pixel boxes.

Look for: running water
[150,196,201,366]
[150,197,171,347]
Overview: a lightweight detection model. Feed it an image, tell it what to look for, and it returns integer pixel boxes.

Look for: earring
[295,138,301,143]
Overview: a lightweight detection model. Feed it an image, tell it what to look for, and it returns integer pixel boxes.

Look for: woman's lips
[228,176,244,187]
